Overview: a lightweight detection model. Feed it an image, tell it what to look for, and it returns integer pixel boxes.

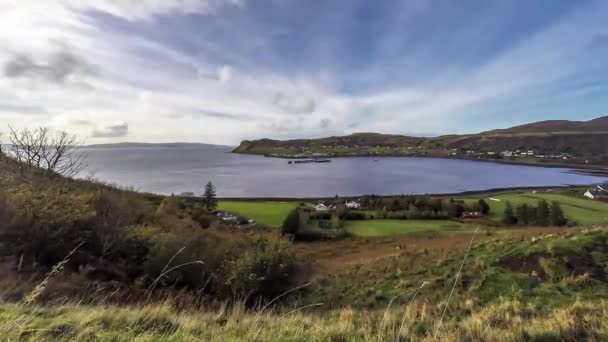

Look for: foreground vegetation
[343,219,468,237]
[3,227,608,341]
[3,128,608,340]
[2,299,607,341]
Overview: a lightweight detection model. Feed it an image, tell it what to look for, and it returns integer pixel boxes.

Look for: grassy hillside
[233,116,608,167]
[344,219,468,237]
[4,227,608,341]
[3,151,608,340]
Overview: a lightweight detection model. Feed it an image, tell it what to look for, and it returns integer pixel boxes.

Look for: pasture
[218,201,296,227]
[463,191,608,225]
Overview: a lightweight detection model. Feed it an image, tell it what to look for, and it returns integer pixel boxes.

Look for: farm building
[584,184,608,199]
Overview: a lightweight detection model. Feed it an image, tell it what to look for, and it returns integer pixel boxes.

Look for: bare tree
[7,126,86,177]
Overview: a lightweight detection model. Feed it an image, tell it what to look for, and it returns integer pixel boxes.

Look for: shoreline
[233,151,608,175]
[200,184,590,202]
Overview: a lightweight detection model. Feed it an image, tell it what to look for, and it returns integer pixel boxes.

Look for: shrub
[219,235,295,300]
[141,226,227,289]
[342,211,367,220]
[0,184,93,269]
[281,209,300,235]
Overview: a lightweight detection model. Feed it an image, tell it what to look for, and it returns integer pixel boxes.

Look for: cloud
[59,0,246,21]
[4,50,98,84]
[272,93,316,115]
[193,109,256,121]
[92,122,129,138]
[217,65,233,83]
[0,103,47,115]
[70,119,91,126]
[1,0,608,144]
[319,118,331,129]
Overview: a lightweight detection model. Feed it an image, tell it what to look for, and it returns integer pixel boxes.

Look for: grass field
[218,201,296,227]
[462,191,608,225]
[344,219,469,237]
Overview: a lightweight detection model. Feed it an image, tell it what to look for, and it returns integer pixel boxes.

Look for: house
[463,211,483,219]
[345,200,361,209]
[584,184,608,199]
[315,203,329,211]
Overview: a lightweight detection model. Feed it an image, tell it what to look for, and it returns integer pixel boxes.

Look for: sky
[1,0,608,145]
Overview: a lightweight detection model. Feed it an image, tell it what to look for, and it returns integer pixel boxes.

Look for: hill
[233,115,608,167]
[3,147,608,340]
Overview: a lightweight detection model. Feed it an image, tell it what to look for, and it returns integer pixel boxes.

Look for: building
[463,211,483,219]
[345,200,361,209]
[584,184,608,199]
[315,203,329,211]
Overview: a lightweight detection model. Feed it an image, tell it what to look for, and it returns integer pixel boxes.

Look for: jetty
[288,159,332,164]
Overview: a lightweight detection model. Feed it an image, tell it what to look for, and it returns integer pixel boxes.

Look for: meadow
[219,189,608,237]
[462,191,608,225]
[218,201,296,227]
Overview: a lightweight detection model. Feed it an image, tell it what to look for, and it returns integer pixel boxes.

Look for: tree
[550,201,568,226]
[536,200,550,226]
[477,199,490,215]
[203,181,218,211]
[7,126,86,177]
[515,204,529,225]
[502,201,516,225]
[330,214,342,229]
[281,208,300,235]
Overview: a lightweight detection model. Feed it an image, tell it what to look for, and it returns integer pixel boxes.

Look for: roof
[589,190,608,197]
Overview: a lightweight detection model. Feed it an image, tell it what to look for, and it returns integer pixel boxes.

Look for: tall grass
[1,299,606,341]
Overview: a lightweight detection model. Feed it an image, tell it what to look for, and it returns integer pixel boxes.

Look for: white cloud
[92,122,129,138]
[0,1,607,144]
[36,0,246,21]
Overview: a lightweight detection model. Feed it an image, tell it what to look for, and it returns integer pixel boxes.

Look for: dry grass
[1,299,606,341]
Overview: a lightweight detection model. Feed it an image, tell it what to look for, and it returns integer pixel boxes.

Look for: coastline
[198,184,590,202]
[232,150,608,175]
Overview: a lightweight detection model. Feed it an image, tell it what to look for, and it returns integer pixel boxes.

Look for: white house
[315,203,328,211]
[584,184,608,199]
[345,200,361,209]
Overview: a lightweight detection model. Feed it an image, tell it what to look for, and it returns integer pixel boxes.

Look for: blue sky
[1,0,608,144]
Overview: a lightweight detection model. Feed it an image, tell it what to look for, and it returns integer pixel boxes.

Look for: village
[264,145,577,163]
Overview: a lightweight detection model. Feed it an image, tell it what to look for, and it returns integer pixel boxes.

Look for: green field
[463,192,608,225]
[218,201,295,227]
[344,219,469,237]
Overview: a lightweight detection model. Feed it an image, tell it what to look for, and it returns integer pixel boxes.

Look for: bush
[281,209,300,235]
[141,225,228,289]
[219,235,295,300]
[342,211,367,220]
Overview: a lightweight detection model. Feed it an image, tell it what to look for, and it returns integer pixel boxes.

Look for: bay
[79,144,607,198]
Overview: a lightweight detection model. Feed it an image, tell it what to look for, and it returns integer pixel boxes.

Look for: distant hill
[233,116,608,167]
[483,116,608,135]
